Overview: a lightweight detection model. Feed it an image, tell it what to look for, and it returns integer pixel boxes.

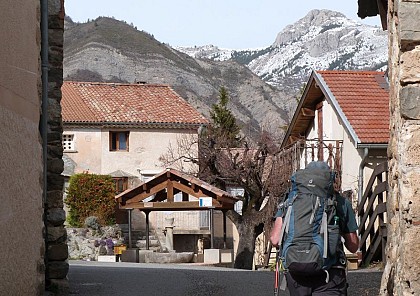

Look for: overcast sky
[65,0,381,49]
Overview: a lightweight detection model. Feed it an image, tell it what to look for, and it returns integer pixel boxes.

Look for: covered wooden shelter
[115,168,239,249]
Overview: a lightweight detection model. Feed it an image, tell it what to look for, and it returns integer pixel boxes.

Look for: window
[63,134,75,151]
[113,177,128,194]
[109,131,129,151]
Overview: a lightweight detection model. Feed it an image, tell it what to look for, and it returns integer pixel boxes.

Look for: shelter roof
[115,169,239,211]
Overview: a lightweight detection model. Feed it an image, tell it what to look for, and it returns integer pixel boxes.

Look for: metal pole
[210,208,214,249]
[146,211,150,250]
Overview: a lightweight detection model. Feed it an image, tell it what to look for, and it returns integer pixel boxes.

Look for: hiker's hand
[270,217,283,247]
[343,232,359,253]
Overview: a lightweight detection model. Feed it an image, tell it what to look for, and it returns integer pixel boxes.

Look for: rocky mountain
[63,9,388,138]
[63,16,290,138]
[175,10,388,90]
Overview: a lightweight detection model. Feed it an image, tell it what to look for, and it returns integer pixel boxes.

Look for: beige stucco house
[61,81,240,255]
[61,81,208,179]
[282,70,389,202]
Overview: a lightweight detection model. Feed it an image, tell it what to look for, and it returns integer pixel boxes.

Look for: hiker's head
[306,161,330,171]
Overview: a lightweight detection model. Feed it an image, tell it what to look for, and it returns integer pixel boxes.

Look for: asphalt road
[68,261,383,296]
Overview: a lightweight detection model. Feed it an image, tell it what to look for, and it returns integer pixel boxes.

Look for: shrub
[65,172,117,227]
[84,216,101,230]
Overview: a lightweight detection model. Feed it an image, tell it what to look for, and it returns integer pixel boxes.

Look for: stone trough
[143,251,194,264]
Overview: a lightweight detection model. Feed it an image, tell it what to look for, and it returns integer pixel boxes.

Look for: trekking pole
[274,248,280,296]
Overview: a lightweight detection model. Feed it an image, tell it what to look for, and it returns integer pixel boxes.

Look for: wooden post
[210,208,215,249]
[222,210,227,249]
[128,208,133,249]
[145,210,150,250]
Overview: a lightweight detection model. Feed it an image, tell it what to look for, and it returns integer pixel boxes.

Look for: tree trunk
[234,220,257,270]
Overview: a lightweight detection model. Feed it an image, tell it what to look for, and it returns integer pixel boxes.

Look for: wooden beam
[119,201,230,211]
[289,135,301,143]
[167,180,174,202]
[301,108,315,117]
[128,182,168,203]
[216,195,237,205]
[172,181,205,198]
[182,192,189,201]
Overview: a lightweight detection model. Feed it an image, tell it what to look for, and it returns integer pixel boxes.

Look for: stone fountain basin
[144,251,194,264]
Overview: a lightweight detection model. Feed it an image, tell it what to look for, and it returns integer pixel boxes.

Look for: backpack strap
[320,171,337,259]
[320,211,328,259]
[278,195,296,249]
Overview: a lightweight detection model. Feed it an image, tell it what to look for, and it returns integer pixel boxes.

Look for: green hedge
[65,173,117,227]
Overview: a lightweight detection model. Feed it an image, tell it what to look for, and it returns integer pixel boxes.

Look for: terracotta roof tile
[317,70,389,144]
[61,81,209,127]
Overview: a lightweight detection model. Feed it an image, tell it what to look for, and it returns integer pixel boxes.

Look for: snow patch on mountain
[176,9,388,90]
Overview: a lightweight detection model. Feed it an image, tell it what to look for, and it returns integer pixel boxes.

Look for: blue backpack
[277,161,344,277]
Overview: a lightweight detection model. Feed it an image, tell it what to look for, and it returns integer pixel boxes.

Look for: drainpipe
[358,148,369,205]
[40,0,49,281]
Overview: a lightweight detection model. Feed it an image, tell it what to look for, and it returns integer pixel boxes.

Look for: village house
[61,81,238,259]
[277,70,390,267]
[282,70,389,203]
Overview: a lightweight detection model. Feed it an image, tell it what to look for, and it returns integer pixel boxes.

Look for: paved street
[68,261,383,296]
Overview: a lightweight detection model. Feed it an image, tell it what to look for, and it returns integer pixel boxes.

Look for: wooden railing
[358,161,388,266]
[263,139,343,268]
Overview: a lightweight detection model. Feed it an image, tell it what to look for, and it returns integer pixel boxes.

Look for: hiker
[270,161,359,296]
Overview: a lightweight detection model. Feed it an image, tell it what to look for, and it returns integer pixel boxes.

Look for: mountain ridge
[176,9,387,89]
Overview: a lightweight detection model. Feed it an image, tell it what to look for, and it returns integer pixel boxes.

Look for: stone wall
[45,0,68,293]
[382,0,420,294]
[0,0,45,294]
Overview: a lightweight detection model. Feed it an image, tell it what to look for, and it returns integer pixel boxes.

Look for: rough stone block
[47,261,69,279]
[138,249,154,263]
[47,190,64,209]
[401,47,420,84]
[48,243,69,261]
[399,2,420,42]
[47,208,66,226]
[48,158,64,174]
[47,278,69,295]
[400,85,420,119]
[47,226,67,242]
[402,124,420,166]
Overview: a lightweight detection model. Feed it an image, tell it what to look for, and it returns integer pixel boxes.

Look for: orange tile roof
[61,81,208,127]
[316,70,389,144]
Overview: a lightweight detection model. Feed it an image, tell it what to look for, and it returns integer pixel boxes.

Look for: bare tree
[160,88,296,269]
[160,126,297,269]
